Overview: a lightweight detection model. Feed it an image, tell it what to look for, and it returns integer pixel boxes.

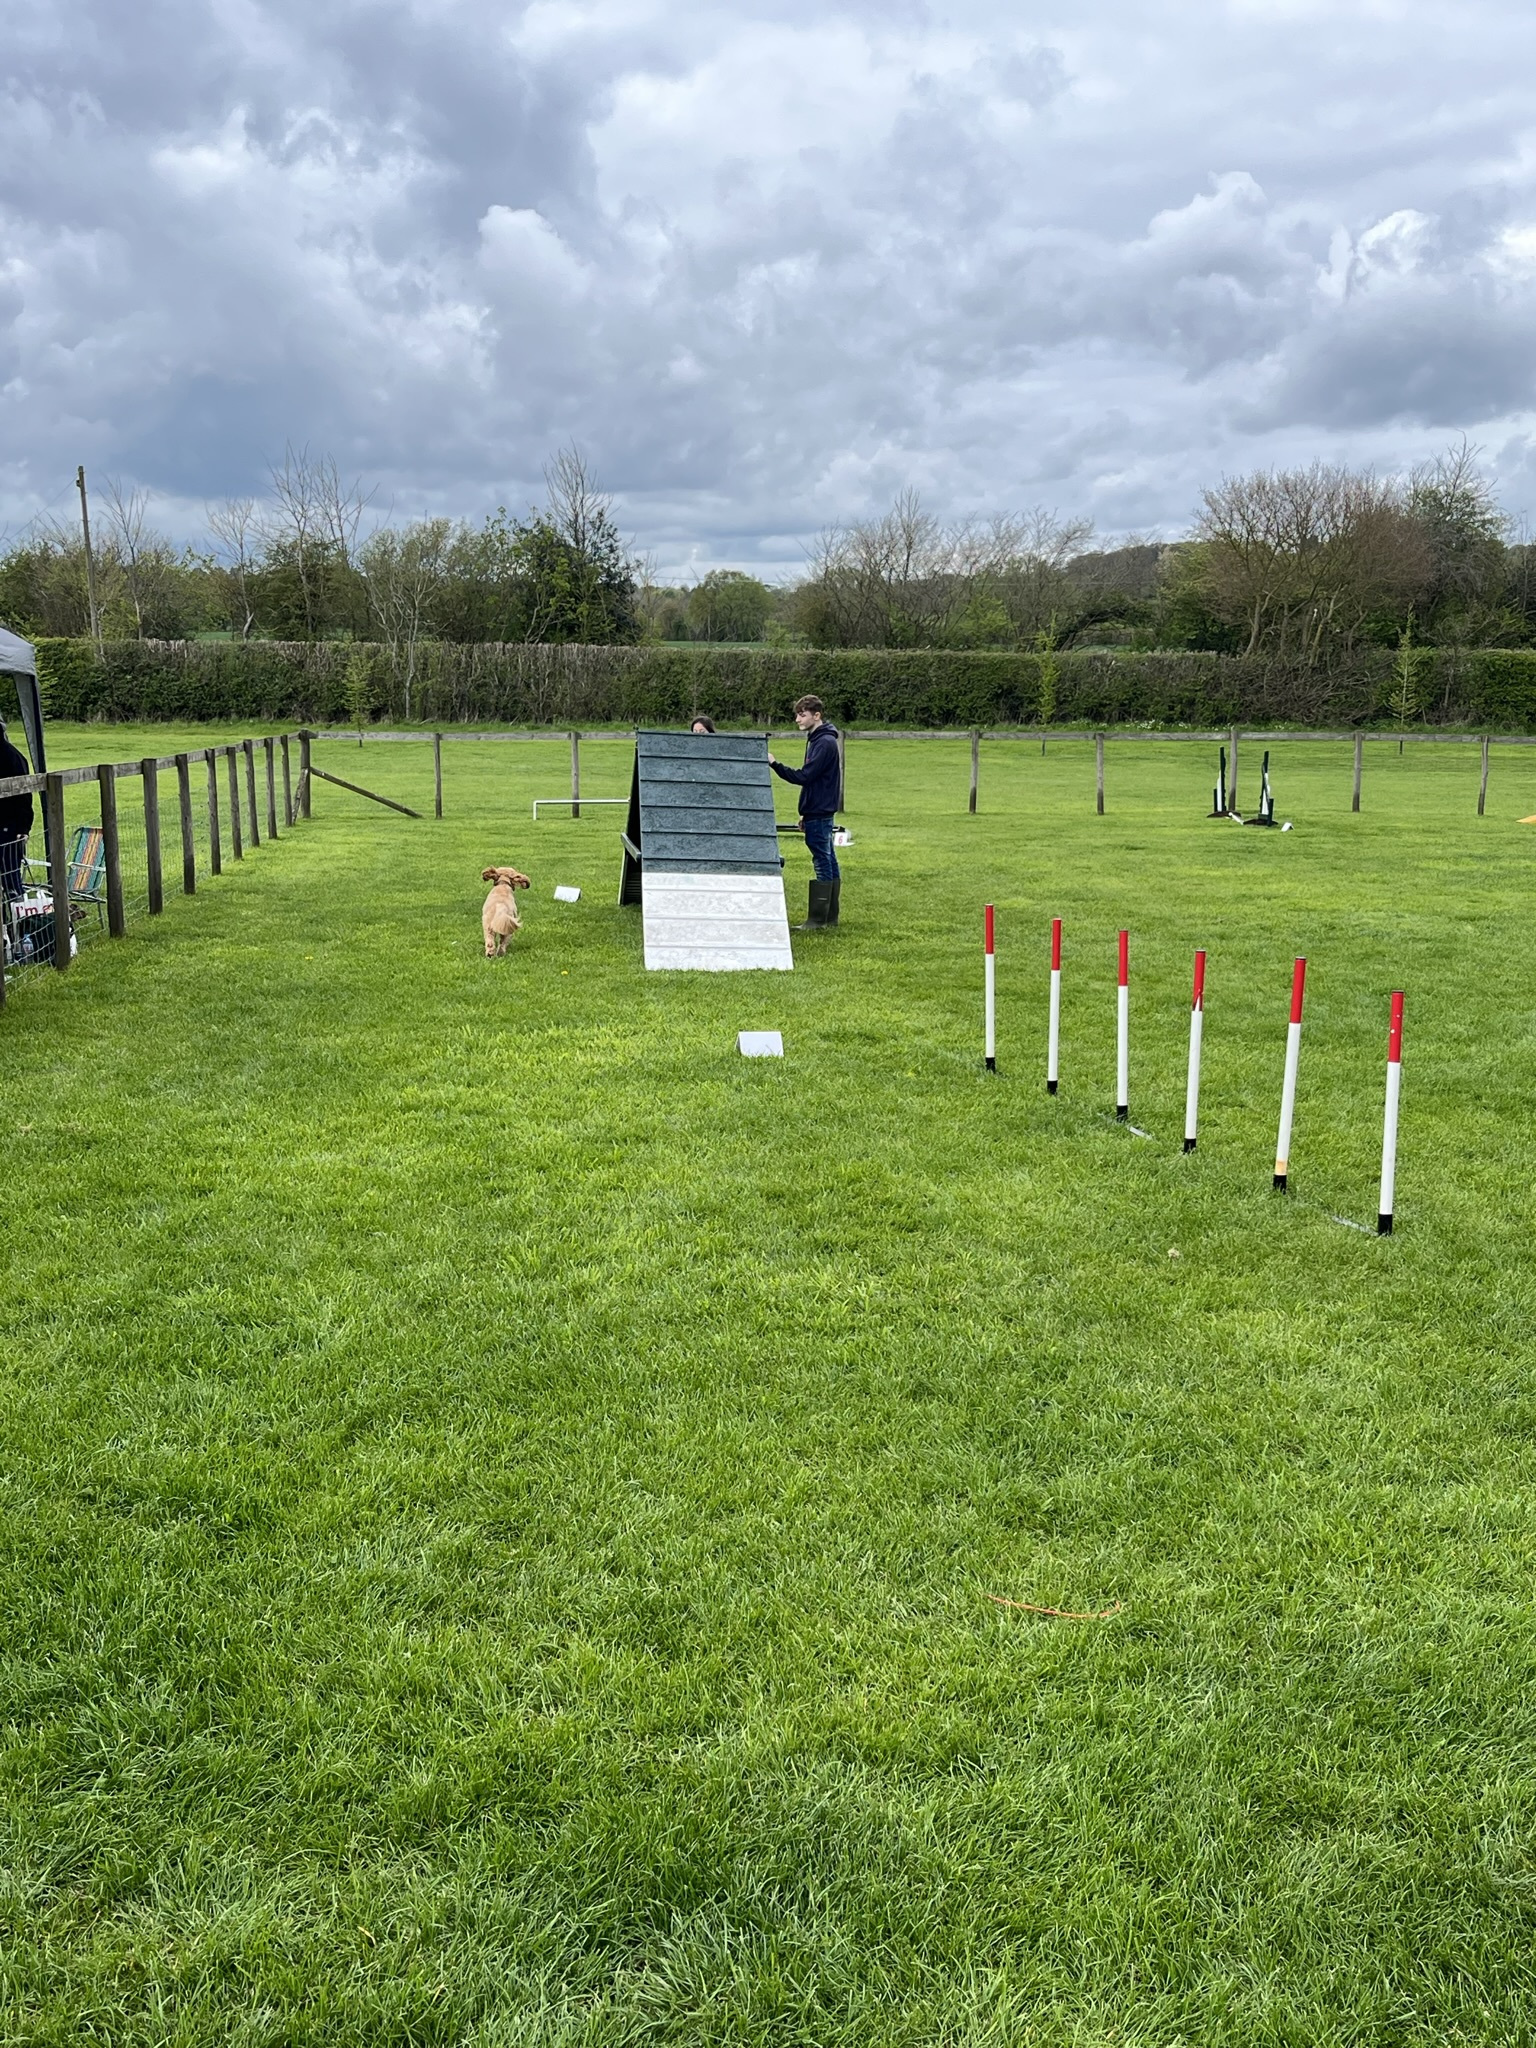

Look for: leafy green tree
[0,536,91,637]
[510,449,638,644]
[685,569,773,642]
[1408,443,1506,616]
[251,535,360,640]
[434,513,526,642]
[1151,544,1245,652]
[636,584,693,642]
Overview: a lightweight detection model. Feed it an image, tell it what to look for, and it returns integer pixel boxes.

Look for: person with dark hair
[769,694,842,929]
[690,716,717,734]
[0,715,33,905]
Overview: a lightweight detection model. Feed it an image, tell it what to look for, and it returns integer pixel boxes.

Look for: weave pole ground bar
[1183,949,1206,1152]
[1115,929,1129,1121]
[1273,957,1307,1191]
[984,905,996,1071]
[1047,917,1061,1094]
[1379,992,1404,1234]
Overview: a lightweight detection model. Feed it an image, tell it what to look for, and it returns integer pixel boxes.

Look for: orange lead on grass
[986,1596,1124,1620]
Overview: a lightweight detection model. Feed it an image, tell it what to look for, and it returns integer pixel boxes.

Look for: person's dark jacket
[0,731,33,842]
[770,720,841,815]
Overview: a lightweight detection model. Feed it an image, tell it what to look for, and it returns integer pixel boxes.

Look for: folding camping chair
[24,824,108,927]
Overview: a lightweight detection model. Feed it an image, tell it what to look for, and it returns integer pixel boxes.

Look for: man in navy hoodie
[769,694,842,929]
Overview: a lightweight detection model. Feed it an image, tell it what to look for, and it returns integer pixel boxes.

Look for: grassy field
[4,725,1536,2046]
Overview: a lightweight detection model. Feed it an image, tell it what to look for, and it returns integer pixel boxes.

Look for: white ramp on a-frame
[619,732,793,971]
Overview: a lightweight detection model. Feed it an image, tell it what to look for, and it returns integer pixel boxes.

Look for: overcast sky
[6,0,1536,577]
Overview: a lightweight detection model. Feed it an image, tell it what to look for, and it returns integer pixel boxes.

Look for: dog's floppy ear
[481,868,498,882]
[510,869,531,888]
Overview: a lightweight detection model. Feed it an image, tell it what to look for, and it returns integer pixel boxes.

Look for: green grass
[4,726,1536,2046]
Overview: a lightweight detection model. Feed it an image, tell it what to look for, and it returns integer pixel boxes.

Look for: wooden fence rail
[295,721,1536,823]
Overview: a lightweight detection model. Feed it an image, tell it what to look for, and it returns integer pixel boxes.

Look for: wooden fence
[0,731,312,1006]
[308,721,1536,823]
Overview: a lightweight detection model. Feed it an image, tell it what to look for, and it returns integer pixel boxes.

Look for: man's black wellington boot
[794,879,834,929]
[825,880,840,927]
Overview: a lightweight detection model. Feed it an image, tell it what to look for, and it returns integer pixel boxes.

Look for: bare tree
[207,497,260,639]
[544,446,610,559]
[262,444,370,638]
[1195,464,1429,663]
[796,493,1092,647]
[360,518,451,718]
[99,477,161,636]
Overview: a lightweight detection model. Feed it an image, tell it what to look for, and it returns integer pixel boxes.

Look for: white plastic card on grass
[738,1031,784,1058]
[553,885,581,902]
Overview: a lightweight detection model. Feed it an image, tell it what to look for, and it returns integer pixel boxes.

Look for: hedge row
[31,637,1536,729]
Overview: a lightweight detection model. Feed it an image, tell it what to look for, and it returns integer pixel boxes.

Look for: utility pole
[76,465,103,657]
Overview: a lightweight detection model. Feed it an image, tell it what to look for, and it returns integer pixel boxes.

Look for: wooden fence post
[1095,733,1105,815]
[299,733,312,819]
[433,731,443,819]
[98,763,126,936]
[227,747,243,859]
[570,730,581,819]
[1479,735,1490,816]
[141,757,163,915]
[176,754,195,893]
[969,730,979,814]
[206,751,222,874]
[1229,726,1240,814]
[265,738,278,838]
[281,735,294,827]
[1352,732,1363,813]
[243,739,261,846]
[46,773,70,971]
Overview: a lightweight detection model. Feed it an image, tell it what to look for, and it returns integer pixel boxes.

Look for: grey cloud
[7,0,1536,572]
[1253,295,1536,432]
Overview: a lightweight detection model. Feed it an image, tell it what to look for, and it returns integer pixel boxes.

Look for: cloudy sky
[6,0,1536,576]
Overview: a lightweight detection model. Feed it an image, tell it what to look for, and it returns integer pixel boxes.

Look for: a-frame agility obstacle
[618,731,793,971]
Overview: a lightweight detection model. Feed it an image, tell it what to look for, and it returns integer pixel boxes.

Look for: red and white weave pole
[1116,929,1130,1121]
[984,904,997,1072]
[1183,949,1206,1153]
[1273,956,1307,1191]
[1378,990,1404,1234]
[1047,917,1062,1094]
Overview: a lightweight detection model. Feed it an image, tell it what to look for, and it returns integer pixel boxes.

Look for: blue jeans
[0,837,24,904]
[802,813,840,881]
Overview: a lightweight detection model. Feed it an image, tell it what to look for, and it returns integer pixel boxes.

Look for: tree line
[5,441,1535,674]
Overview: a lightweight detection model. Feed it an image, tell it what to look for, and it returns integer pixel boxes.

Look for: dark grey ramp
[619,730,793,972]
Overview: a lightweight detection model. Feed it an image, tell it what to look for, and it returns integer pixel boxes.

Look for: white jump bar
[531,798,627,819]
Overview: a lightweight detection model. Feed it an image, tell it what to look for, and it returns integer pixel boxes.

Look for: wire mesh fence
[1,735,309,1006]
